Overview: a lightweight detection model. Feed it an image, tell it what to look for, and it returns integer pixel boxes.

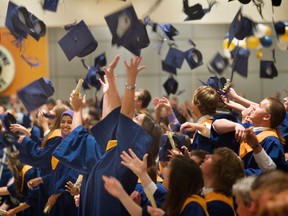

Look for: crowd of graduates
[0,55,288,216]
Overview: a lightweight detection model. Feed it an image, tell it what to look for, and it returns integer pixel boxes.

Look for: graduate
[27,110,78,216]
[0,151,38,216]
[201,147,244,216]
[53,55,162,215]
[180,86,219,153]
[103,149,208,216]
[213,97,288,175]
[15,104,69,215]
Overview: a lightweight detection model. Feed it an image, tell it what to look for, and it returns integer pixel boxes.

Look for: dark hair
[137,89,151,109]
[212,147,245,197]
[265,97,286,129]
[162,155,204,216]
[192,86,219,116]
[190,149,209,165]
[41,104,69,148]
[8,151,24,197]
[141,114,162,182]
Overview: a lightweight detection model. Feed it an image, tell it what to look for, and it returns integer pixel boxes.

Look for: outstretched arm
[121,56,146,119]
[102,175,142,216]
[100,55,121,119]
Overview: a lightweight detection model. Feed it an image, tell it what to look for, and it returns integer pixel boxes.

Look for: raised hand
[102,54,120,83]
[70,92,86,112]
[120,149,147,178]
[102,175,125,199]
[124,56,146,85]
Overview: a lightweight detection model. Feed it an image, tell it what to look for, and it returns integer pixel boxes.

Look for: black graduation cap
[274,21,286,35]
[230,46,250,78]
[163,47,185,69]
[5,1,46,41]
[43,0,59,12]
[58,20,98,61]
[184,47,203,70]
[158,23,179,41]
[228,8,253,47]
[209,52,229,75]
[199,76,230,94]
[163,75,178,96]
[162,60,178,75]
[84,66,105,90]
[272,0,282,6]
[0,113,17,132]
[105,4,150,56]
[17,77,55,112]
[260,60,278,79]
[238,0,251,4]
[94,53,107,67]
[162,61,177,74]
[183,0,217,21]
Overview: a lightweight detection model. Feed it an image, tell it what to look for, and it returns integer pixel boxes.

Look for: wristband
[125,83,136,90]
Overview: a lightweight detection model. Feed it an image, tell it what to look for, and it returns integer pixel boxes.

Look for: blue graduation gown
[53,108,153,216]
[242,129,288,175]
[134,182,167,208]
[210,114,240,154]
[7,166,39,216]
[205,192,236,216]
[279,112,288,149]
[53,107,120,216]
[42,161,79,216]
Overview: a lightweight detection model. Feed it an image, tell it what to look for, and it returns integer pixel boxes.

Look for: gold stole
[181,194,209,216]
[48,129,62,170]
[205,192,236,216]
[106,140,117,152]
[191,119,212,142]
[240,129,278,158]
[21,165,32,192]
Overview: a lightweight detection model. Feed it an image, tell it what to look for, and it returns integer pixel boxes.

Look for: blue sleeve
[90,107,120,155]
[19,136,62,168]
[262,136,288,172]
[23,169,39,208]
[53,126,101,174]
[181,202,206,216]
[29,126,42,143]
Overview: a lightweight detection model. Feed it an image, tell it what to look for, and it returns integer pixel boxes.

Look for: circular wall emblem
[0,45,15,92]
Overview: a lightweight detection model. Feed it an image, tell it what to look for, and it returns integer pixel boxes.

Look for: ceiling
[0,0,287,27]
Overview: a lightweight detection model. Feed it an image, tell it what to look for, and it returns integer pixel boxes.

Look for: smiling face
[60,115,73,136]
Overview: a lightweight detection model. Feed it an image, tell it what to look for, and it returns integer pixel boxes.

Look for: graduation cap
[58,20,98,61]
[199,76,230,94]
[105,4,150,56]
[163,75,178,96]
[228,8,253,47]
[238,0,251,3]
[260,60,278,79]
[163,47,185,69]
[231,46,250,78]
[161,61,177,74]
[184,47,203,70]
[272,0,282,6]
[17,77,55,113]
[84,66,105,90]
[43,0,59,12]
[158,23,179,41]
[0,113,17,132]
[183,0,217,21]
[209,52,229,75]
[94,53,107,67]
[274,21,286,35]
[5,1,46,41]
